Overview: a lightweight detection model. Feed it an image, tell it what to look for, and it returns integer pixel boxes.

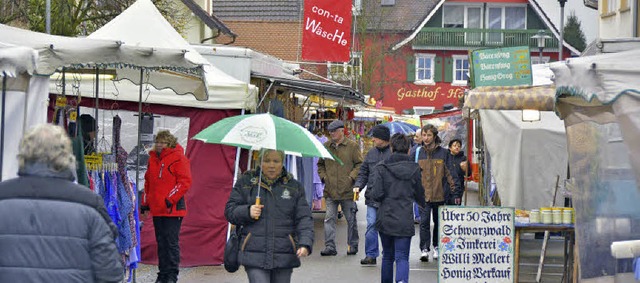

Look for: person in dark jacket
[141,130,192,283]
[444,139,469,205]
[225,149,314,283]
[370,133,426,283]
[410,124,458,262]
[0,124,123,283]
[354,125,391,265]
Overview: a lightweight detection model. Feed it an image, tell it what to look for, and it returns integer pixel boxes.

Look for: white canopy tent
[0,44,50,181]
[0,24,205,101]
[88,0,256,110]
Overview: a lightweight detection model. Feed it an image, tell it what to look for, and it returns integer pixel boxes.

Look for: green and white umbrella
[193,113,334,160]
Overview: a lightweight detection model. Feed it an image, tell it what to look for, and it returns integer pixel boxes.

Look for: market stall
[551,48,640,283]
[463,65,568,210]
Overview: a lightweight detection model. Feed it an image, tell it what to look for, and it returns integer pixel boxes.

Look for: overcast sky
[537,0,599,44]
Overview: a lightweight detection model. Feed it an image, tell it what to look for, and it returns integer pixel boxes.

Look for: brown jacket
[410,144,457,202]
[317,138,363,200]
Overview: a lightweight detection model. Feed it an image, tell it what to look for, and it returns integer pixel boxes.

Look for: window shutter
[434,56,443,82]
[602,0,609,14]
[444,57,453,83]
[407,57,416,82]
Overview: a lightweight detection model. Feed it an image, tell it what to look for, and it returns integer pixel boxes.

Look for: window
[443,6,464,28]
[486,6,527,44]
[452,55,469,85]
[415,54,435,84]
[505,7,526,29]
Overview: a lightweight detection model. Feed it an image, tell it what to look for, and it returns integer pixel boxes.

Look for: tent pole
[133,69,144,283]
[1,72,6,181]
[95,67,99,151]
[228,108,246,241]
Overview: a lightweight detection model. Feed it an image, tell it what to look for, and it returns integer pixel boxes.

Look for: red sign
[301,0,352,62]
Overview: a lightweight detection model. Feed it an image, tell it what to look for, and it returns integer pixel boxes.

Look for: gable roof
[212,0,301,21]
[180,0,236,38]
[361,0,442,32]
[391,0,581,55]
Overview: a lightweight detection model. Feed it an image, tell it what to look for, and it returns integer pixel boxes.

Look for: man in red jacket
[141,130,192,283]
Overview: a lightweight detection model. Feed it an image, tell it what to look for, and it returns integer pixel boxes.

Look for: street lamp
[531,30,551,64]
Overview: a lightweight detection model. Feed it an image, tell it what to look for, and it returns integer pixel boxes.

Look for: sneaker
[347,246,358,255]
[320,247,337,256]
[433,249,439,259]
[360,256,376,265]
[420,249,429,262]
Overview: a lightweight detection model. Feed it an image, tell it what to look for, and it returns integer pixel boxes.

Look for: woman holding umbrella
[225,149,314,283]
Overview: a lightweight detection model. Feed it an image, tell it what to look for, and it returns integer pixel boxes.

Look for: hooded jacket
[369,153,426,237]
[143,144,192,217]
[225,169,314,270]
[0,168,123,283]
[444,151,469,201]
[355,144,391,208]
[410,143,457,202]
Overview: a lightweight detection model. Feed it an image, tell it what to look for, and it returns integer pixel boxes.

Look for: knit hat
[327,120,344,131]
[371,125,390,141]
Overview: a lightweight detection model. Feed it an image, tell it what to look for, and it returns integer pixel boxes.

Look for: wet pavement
[133,190,482,283]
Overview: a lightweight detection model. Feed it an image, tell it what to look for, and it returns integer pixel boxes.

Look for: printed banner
[470,46,532,87]
[438,206,515,283]
[301,0,352,62]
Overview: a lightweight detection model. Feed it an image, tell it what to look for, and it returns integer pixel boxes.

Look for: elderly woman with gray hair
[0,124,123,282]
[225,149,314,283]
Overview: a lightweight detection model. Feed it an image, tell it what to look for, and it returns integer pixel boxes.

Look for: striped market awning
[464,84,556,111]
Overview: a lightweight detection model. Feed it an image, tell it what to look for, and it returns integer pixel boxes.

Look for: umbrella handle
[253,197,261,220]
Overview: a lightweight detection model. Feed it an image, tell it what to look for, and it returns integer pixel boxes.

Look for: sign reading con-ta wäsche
[470,46,532,87]
[438,206,515,283]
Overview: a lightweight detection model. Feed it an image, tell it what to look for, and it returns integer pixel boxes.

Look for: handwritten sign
[471,46,532,87]
[438,206,515,283]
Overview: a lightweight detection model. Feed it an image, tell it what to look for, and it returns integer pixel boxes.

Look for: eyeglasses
[155,141,168,145]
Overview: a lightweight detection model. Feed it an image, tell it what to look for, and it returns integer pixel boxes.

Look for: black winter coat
[225,168,314,270]
[354,145,391,207]
[369,153,427,237]
[444,151,469,201]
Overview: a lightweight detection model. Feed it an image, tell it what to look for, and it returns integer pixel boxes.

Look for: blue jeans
[413,203,421,221]
[379,233,412,283]
[365,206,379,258]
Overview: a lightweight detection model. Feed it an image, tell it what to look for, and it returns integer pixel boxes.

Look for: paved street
[134,189,482,283]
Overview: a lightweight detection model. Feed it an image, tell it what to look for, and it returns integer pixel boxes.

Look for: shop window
[452,55,469,86]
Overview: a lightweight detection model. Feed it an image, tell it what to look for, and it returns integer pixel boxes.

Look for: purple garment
[312,134,328,201]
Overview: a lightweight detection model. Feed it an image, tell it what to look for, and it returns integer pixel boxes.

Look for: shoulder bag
[223,225,241,273]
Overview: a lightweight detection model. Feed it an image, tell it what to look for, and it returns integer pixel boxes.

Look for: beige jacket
[317,138,363,200]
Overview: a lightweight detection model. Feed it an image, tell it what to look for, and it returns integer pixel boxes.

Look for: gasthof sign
[471,46,532,87]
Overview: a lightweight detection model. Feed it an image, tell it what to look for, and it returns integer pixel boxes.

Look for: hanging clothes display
[82,115,140,280]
